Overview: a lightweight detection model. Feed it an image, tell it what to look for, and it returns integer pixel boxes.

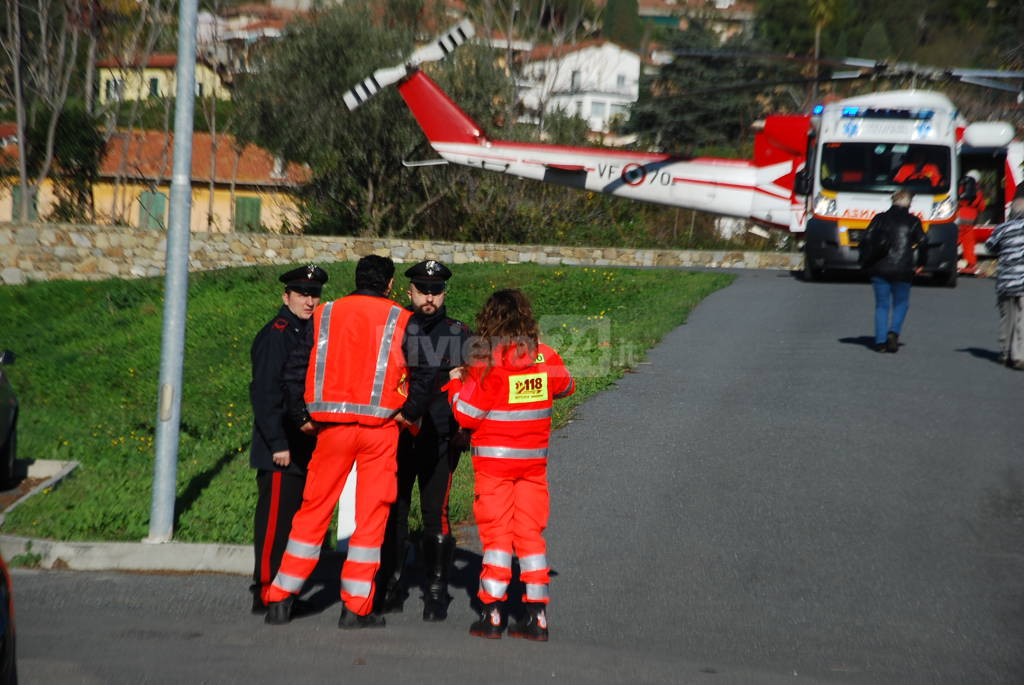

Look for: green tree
[625,22,797,156]
[42,99,104,223]
[858,20,892,60]
[603,0,642,49]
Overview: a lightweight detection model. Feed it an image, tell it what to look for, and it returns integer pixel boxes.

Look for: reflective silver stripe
[472,446,548,459]
[519,554,548,572]
[346,545,380,564]
[306,401,396,419]
[370,306,402,406]
[273,572,305,593]
[554,378,574,399]
[481,578,508,597]
[483,549,512,568]
[456,399,487,419]
[486,408,551,421]
[524,583,549,600]
[451,392,460,406]
[313,301,333,403]
[284,538,321,560]
[342,578,372,598]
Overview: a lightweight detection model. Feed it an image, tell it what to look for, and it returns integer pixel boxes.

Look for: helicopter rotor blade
[342,19,475,111]
[950,68,1024,79]
[957,75,1023,93]
[672,72,872,98]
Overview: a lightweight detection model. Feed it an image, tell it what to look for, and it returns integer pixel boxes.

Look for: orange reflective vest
[305,294,411,426]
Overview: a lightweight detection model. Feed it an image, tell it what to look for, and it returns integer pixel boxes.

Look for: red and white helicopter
[344,20,1024,285]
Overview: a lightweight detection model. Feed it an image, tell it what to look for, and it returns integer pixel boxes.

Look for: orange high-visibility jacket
[447,342,574,466]
[305,293,412,426]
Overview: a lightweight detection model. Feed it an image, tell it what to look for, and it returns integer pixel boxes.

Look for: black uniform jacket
[249,304,316,474]
[400,305,472,437]
[861,205,929,282]
[280,290,436,428]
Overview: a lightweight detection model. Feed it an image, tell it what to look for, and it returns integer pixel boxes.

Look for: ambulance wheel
[802,259,823,282]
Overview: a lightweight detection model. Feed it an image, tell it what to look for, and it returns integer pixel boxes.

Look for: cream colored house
[96,54,231,105]
[1,124,310,233]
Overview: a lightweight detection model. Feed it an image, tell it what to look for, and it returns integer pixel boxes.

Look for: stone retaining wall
[0,222,803,285]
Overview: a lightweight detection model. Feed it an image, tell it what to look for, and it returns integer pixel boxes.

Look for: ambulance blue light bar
[840,107,935,120]
[812,104,824,115]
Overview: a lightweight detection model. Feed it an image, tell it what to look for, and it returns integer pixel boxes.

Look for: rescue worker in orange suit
[248,264,327,614]
[894,153,944,188]
[446,289,575,641]
[263,255,434,628]
[376,260,472,621]
[957,170,986,275]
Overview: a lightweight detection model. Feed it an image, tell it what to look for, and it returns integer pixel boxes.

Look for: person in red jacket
[446,289,575,642]
[957,170,986,275]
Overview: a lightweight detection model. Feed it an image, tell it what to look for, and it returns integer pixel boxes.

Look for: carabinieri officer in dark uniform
[249,264,328,614]
[377,260,472,621]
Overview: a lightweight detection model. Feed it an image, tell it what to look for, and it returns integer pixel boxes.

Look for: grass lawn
[0,262,733,543]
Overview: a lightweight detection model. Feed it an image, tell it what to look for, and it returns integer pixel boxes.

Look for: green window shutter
[234,196,261,232]
[138,191,166,229]
[11,187,37,221]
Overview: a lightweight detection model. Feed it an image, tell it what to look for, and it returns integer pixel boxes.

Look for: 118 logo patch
[509,373,548,404]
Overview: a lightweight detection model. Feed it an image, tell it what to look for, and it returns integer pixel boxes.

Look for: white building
[518,40,640,136]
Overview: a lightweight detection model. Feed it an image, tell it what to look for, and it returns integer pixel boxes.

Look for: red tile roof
[99,130,310,186]
[95,53,180,69]
[524,39,623,61]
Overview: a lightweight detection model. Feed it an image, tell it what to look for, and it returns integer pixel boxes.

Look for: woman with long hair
[447,289,575,641]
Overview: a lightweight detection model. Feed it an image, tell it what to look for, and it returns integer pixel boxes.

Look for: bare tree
[1,0,84,222]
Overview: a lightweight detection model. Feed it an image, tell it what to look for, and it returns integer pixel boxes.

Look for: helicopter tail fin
[397,70,488,145]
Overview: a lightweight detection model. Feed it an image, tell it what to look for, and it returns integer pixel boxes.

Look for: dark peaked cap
[404,260,451,294]
[279,264,328,296]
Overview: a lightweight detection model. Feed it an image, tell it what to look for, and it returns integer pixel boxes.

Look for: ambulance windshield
[820,143,951,193]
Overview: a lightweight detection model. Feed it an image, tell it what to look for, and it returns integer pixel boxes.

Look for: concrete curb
[0,534,252,574]
[0,459,80,528]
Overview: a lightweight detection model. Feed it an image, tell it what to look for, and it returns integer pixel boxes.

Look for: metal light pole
[146,0,199,543]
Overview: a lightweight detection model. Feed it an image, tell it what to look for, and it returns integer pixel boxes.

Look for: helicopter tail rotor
[343,19,475,111]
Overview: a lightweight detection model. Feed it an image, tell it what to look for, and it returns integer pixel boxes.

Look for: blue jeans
[871,277,911,344]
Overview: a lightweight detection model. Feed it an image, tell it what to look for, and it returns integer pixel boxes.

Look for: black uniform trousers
[381,419,460,574]
[253,469,306,593]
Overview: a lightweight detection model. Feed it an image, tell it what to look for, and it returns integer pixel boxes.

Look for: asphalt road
[12,269,1024,684]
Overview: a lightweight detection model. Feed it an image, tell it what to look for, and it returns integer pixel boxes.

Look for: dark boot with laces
[469,602,504,639]
[508,602,549,642]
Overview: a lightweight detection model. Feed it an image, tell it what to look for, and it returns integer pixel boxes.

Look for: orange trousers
[958,223,978,269]
[263,422,398,615]
[473,460,551,605]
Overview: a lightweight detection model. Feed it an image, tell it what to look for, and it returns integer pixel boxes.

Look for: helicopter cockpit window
[820,143,950,193]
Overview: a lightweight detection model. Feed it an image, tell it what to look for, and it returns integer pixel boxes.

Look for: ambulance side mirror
[794,169,811,196]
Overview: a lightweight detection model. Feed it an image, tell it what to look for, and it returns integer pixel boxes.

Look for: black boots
[422,534,455,621]
[508,602,549,642]
[264,596,293,625]
[469,602,504,639]
[338,607,386,629]
[886,331,899,353]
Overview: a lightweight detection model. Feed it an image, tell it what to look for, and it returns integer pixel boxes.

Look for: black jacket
[860,205,928,282]
[280,290,436,427]
[400,305,472,436]
[249,304,316,473]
